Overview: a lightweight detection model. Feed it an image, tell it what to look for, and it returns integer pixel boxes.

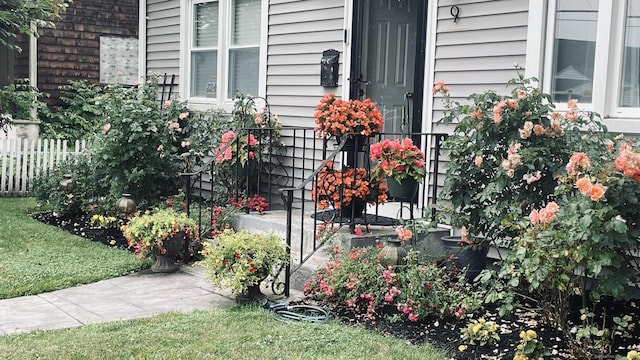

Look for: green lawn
[0,198,151,299]
[0,306,449,359]
[0,197,449,359]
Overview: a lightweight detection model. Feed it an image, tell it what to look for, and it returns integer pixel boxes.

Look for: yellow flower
[513,355,528,360]
[525,330,537,341]
[458,345,467,351]
[519,329,537,342]
[472,324,481,334]
[628,350,640,360]
[478,318,486,324]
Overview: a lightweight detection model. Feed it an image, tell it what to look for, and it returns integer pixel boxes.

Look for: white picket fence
[0,138,87,196]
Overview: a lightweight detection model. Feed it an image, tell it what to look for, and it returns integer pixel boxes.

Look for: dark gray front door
[350,0,426,135]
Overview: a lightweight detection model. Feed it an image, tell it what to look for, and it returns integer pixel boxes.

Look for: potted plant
[200,229,289,303]
[313,93,384,150]
[311,160,388,217]
[369,137,426,201]
[122,208,199,273]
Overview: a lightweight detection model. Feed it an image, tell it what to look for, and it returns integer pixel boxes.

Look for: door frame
[348,0,428,135]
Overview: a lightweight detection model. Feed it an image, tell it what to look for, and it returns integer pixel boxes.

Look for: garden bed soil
[33,211,640,359]
[31,211,129,249]
[318,297,640,359]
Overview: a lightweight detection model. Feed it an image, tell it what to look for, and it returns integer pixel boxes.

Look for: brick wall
[14,0,139,107]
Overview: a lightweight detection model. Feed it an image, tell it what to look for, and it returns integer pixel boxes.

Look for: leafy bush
[40,80,105,141]
[31,154,101,216]
[0,78,44,120]
[33,77,187,214]
[436,71,612,242]
[87,77,184,209]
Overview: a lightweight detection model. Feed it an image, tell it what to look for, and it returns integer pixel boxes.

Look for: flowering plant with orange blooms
[311,161,388,210]
[313,93,384,139]
[369,137,426,183]
[490,137,640,325]
[437,70,640,342]
[435,68,611,244]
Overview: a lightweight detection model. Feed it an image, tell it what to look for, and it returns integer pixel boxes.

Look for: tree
[0,0,69,52]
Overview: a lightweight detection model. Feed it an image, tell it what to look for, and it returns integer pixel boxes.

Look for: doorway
[350,0,427,136]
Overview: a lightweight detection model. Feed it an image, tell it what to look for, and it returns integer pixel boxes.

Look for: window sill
[601,116,640,134]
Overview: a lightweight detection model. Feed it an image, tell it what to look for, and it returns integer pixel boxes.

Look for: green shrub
[0,78,45,120]
[88,77,183,209]
[40,80,105,141]
[31,153,108,216]
[33,77,188,214]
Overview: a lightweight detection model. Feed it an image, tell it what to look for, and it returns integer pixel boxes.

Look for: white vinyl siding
[430,0,529,132]
[146,0,181,82]
[266,0,345,126]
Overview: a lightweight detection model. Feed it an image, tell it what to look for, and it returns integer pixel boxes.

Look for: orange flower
[395,226,413,241]
[575,176,593,195]
[589,184,606,202]
[314,94,384,138]
[312,161,387,209]
[529,209,540,224]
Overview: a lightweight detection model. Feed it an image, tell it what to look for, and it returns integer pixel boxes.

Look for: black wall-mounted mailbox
[320,49,340,87]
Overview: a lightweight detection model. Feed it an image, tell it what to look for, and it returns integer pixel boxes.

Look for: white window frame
[531,0,640,133]
[180,0,267,110]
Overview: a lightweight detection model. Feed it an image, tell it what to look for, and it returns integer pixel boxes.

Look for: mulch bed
[32,210,640,359]
[321,296,640,359]
[31,211,129,249]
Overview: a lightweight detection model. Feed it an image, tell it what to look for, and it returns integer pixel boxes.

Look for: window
[619,1,640,108]
[543,0,640,121]
[188,0,262,101]
[549,0,598,104]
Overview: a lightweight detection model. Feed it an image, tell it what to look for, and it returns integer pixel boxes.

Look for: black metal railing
[278,132,448,296]
[180,126,448,297]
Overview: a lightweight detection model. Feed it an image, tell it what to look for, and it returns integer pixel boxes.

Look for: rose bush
[435,70,612,244]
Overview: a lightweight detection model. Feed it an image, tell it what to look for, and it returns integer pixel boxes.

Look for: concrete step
[232,210,452,292]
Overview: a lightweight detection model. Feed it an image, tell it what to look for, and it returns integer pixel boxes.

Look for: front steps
[233,210,452,292]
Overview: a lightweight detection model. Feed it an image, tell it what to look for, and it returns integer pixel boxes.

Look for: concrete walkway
[0,265,288,336]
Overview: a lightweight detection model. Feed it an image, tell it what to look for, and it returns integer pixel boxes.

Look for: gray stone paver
[0,266,237,336]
